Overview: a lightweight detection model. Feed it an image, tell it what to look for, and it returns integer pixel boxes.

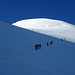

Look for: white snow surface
[0,21,75,75]
[12,18,75,43]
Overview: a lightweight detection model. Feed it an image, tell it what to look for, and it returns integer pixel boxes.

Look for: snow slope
[12,18,75,43]
[0,21,75,75]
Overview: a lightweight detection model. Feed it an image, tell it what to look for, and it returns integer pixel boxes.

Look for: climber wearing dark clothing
[50,41,53,45]
[47,42,49,46]
[61,39,64,41]
[35,44,41,50]
[35,44,38,50]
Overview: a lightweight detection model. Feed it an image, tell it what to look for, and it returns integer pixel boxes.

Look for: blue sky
[0,0,75,24]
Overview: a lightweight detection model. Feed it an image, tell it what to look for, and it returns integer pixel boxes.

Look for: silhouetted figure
[61,39,64,41]
[35,44,42,50]
[35,44,38,50]
[38,44,41,49]
[50,41,53,45]
[47,42,49,46]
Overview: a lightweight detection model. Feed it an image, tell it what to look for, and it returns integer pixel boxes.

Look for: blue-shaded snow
[0,21,75,75]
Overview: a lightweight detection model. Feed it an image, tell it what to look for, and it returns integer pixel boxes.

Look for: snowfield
[0,18,75,75]
[12,18,75,43]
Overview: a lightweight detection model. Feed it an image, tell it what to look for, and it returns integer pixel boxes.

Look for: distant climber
[61,38,66,41]
[61,39,64,41]
[35,44,41,50]
[47,42,49,46]
[50,41,53,45]
[35,44,38,50]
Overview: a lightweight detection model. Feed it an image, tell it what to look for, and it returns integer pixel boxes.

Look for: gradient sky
[0,0,75,25]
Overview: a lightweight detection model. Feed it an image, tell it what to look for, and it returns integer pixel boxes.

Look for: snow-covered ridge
[0,19,75,75]
[12,18,75,43]
[12,18,74,28]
